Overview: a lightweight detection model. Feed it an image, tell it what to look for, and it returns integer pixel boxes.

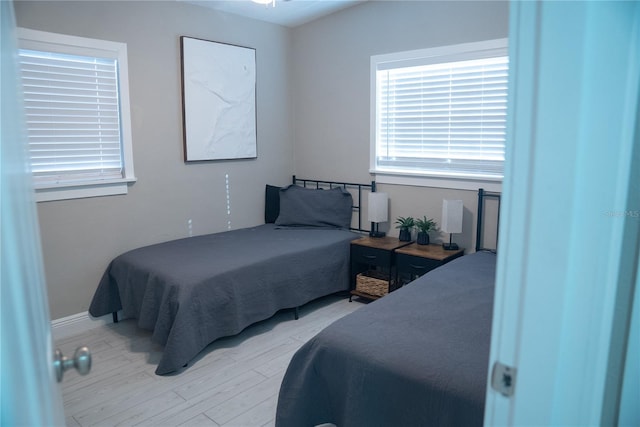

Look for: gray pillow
[275,185,353,229]
[264,184,281,224]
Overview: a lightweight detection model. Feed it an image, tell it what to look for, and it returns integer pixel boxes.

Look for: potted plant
[395,216,415,242]
[415,216,437,245]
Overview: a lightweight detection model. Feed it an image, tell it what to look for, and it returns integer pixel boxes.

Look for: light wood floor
[57,294,364,427]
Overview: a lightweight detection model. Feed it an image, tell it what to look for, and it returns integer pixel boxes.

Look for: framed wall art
[180,36,257,162]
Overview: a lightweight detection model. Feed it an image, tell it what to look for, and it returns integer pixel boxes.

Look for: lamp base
[369,231,386,238]
[442,242,459,250]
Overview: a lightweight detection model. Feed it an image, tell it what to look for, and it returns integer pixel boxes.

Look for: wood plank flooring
[56,294,364,427]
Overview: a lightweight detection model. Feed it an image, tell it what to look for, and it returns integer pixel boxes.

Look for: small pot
[399,228,412,242]
[417,231,430,245]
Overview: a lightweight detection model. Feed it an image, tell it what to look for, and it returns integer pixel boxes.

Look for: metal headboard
[292,175,375,233]
[475,188,501,253]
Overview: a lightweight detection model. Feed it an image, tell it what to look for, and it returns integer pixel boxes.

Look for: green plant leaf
[415,216,437,232]
[394,216,415,229]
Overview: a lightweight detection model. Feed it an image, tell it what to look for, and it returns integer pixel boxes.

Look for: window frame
[17,28,136,202]
[370,38,508,192]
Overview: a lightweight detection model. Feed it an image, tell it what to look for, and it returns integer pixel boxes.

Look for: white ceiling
[182,0,366,27]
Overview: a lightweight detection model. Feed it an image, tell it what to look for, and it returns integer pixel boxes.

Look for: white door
[1,1,65,425]
[485,1,640,426]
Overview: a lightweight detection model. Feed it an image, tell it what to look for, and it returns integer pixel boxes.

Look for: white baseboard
[51,311,122,341]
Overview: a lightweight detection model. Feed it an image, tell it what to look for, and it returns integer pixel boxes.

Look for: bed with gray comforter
[275,250,497,427]
[89,184,360,375]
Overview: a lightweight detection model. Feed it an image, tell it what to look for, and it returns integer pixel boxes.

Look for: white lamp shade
[441,199,463,233]
[368,192,389,223]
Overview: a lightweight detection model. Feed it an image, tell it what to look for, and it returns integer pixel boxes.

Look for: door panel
[485,2,640,425]
[1,1,65,425]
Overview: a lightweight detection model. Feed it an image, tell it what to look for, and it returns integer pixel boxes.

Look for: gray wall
[15,0,293,319]
[15,0,508,320]
[290,0,509,245]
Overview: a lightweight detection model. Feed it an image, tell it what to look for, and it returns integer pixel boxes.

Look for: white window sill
[372,171,502,192]
[35,177,137,202]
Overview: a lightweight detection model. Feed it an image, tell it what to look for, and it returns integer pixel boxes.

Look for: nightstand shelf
[349,236,411,301]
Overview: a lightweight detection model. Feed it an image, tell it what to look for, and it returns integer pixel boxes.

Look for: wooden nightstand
[349,236,412,301]
[395,243,464,285]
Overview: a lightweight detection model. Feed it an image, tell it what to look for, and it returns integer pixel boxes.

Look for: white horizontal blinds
[377,55,509,179]
[19,49,123,186]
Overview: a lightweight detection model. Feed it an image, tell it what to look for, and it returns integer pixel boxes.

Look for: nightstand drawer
[396,255,441,277]
[351,245,391,267]
[394,243,464,285]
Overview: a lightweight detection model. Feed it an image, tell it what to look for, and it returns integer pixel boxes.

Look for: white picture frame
[181,36,257,162]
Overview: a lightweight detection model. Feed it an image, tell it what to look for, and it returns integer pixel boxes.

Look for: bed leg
[112,311,118,323]
[294,307,299,320]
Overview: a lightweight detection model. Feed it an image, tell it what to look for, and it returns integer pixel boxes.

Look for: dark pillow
[275,185,353,229]
[265,185,281,223]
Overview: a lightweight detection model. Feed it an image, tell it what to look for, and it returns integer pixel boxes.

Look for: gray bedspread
[89,224,357,375]
[275,251,496,427]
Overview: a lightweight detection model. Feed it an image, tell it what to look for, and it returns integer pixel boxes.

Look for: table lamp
[368,192,388,238]
[442,199,463,250]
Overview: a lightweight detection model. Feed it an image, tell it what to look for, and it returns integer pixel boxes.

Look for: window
[371,39,508,190]
[17,28,135,202]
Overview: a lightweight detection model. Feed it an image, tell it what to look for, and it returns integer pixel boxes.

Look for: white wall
[290,1,509,246]
[14,0,294,319]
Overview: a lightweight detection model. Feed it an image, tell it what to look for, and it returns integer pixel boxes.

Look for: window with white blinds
[20,49,123,184]
[371,39,509,186]
[17,28,135,202]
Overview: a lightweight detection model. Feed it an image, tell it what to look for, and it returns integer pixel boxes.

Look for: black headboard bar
[476,189,485,252]
[369,181,377,235]
[476,188,501,253]
[292,175,374,233]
